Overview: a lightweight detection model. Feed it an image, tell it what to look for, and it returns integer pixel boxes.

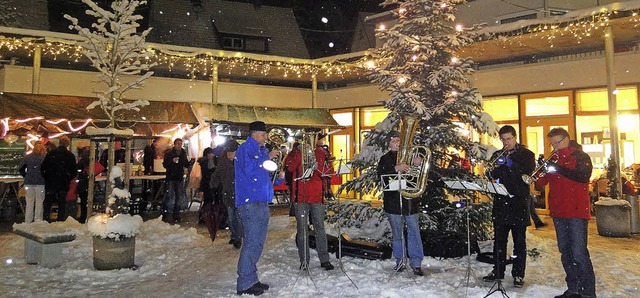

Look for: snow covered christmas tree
[338,0,499,256]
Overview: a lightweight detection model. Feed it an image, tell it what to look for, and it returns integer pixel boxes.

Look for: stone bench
[13,222,76,268]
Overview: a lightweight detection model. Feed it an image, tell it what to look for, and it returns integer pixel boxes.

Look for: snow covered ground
[0,214,638,297]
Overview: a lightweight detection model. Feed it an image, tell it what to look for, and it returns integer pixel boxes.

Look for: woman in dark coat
[197,147,218,241]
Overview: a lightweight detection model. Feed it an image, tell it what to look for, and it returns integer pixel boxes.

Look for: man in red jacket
[287,133,335,271]
[536,127,596,298]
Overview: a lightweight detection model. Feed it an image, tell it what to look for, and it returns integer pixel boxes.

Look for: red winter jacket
[286,146,334,204]
[536,146,593,220]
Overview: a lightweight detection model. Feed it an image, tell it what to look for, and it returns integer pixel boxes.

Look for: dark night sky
[228,0,388,57]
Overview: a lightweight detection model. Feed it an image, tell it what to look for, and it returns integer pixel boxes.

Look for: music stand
[324,155,358,289]
[381,172,420,281]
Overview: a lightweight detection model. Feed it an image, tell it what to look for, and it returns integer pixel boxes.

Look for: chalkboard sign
[0,140,26,176]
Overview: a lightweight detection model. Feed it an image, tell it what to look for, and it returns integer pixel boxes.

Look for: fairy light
[68,119,92,132]
[16,116,43,123]
[455,24,463,32]
[46,119,66,124]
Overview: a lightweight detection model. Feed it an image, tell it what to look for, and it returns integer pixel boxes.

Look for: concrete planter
[594,203,631,237]
[92,236,135,270]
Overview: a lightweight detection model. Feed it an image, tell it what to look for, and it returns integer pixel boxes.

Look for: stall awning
[0,92,199,124]
[192,103,341,129]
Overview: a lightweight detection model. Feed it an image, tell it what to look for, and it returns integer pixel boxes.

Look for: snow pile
[87,213,143,240]
[595,197,632,208]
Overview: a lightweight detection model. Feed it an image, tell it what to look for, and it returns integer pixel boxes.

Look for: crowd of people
[16,122,598,298]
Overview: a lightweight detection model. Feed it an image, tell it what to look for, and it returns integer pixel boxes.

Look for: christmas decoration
[337,0,497,256]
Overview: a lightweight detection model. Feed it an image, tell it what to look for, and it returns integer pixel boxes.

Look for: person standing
[482,125,535,287]
[211,140,242,248]
[143,137,159,175]
[19,141,47,223]
[162,138,190,224]
[287,133,335,271]
[197,147,219,241]
[377,130,424,276]
[234,121,281,296]
[536,127,596,298]
[41,136,77,222]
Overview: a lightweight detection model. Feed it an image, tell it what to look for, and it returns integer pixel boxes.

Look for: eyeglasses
[549,136,565,147]
[500,136,515,142]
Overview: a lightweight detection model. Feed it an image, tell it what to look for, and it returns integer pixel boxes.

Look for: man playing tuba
[377,130,425,276]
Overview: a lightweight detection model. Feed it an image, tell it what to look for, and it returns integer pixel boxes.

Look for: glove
[496,156,513,167]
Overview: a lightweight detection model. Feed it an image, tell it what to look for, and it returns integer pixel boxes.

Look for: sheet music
[444,180,511,197]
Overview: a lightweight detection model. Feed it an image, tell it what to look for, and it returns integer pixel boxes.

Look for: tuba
[296,132,319,181]
[264,127,287,180]
[396,114,432,199]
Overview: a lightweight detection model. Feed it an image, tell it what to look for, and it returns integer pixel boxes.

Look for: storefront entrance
[520,91,575,212]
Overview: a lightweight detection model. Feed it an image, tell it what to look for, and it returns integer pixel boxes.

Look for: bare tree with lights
[335,0,499,257]
[64,0,155,128]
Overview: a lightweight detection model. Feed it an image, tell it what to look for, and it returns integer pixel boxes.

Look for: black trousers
[493,223,527,278]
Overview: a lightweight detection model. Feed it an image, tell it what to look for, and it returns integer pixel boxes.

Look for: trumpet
[522,151,558,185]
[484,148,511,172]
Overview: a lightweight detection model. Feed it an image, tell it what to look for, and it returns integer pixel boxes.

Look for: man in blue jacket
[235,121,281,296]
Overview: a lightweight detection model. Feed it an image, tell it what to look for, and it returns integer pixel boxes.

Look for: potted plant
[594,157,632,237]
[87,165,142,270]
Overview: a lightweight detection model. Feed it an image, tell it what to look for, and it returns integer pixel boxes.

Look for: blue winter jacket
[234,136,276,207]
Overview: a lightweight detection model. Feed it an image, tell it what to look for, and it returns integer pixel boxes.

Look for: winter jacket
[163,147,190,181]
[41,146,77,192]
[20,153,46,185]
[143,144,157,174]
[197,156,217,192]
[377,150,420,215]
[234,136,275,207]
[211,153,235,208]
[287,145,335,204]
[488,144,535,226]
[536,146,593,220]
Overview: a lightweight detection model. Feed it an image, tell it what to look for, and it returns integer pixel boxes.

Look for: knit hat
[387,131,400,143]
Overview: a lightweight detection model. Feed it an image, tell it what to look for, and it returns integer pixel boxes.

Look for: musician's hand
[496,156,513,167]
[395,163,410,172]
[269,149,280,159]
[277,170,285,179]
[412,157,423,166]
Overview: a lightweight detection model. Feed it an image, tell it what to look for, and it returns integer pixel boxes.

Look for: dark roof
[350,12,377,52]
[147,0,309,58]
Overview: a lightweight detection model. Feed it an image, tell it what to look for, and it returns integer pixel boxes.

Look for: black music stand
[324,155,359,289]
[481,180,511,298]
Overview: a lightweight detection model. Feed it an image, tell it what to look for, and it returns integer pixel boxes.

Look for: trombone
[522,151,558,185]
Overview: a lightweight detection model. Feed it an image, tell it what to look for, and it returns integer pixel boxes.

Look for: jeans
[237,202,270,292]
[294,203,330,264]
[493,223,527,278]
[387,213,424,269]
[44,189,69,222]
[553,217,596,298]
[24,185,45,223]
[164,180,184,217]
[227,205,243,242]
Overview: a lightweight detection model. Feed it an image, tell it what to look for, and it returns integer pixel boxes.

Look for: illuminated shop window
[525,96,569,116]
[332,112,353,127]
[577,87,638,112]
[482,96,518,121]
[362,107,389,127]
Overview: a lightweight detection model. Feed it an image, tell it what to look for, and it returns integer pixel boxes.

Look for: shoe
[229,239,234,244]
[237,283,264,296]
[174,216,181,223]
[393,263,405,272]
[553,293,581,298]
[412,267,424,276]
[321,262,334,271]
[482,271,504,282]
[233,240,242,249]
[513,276,524,288]
[535,222,547,229]
[256,282,269,291]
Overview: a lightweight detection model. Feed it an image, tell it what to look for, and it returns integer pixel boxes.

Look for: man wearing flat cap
[234,121,282,296]
[377,130,425,276]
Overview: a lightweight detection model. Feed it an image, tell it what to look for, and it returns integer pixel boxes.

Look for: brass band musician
[482,125,535,288]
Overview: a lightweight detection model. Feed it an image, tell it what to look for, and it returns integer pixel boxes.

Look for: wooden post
[604,25,623,197]
[124,138,132,190]
[87,140,96,223]
[107,137,115,195]
[32,46,41,94]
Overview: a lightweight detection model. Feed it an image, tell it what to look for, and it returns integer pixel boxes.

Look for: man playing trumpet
[483,125,535,288]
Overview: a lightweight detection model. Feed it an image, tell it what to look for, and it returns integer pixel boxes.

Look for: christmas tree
[338,0,499,256]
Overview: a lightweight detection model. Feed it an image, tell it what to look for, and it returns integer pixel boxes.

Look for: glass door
[520,91,575,212]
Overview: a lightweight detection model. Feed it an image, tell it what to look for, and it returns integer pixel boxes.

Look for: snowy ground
[0,214,639,297]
